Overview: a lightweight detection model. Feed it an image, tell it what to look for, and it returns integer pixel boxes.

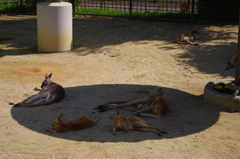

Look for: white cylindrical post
[37,2,72,52]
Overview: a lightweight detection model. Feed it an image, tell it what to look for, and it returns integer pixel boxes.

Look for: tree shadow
[0,16,237,75]
[160,25,238,75]
[0,17,38,56]
[11,84,220,142]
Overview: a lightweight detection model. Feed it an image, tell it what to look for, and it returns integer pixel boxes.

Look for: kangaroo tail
[192,42,199,46]
[158,129,168,134]
[175,40,190,45]
[225,65,234,70]
[95,101,130,111]
[13,100,56,107]
[175,40,199,46]
[94,117,101,123]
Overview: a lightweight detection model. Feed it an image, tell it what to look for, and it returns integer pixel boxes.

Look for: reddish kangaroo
[112,109,167,136]
[175,28,200,45]
[10,73,65,107]
[97,88,169,118]
[47,113,100,133]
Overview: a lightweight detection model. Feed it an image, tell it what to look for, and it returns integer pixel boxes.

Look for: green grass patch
[76,8,191,20]
[76,8,130,17]
[0,1,36,13]
[0,1,20,12]
[132,10,191,19]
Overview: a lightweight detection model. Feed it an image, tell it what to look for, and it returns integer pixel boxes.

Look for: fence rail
[0,0,239,22]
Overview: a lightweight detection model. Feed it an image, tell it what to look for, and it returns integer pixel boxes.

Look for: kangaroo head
[52,113,64,127]
[114,108,127,125]
[115,108,125,119]
[41,73,53,89]
[113,109,128,133]
[191,28,199,38]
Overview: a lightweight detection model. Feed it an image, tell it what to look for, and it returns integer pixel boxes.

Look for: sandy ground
[0,15,240,159]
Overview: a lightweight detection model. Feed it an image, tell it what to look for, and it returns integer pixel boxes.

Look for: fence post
[20,0,23,11]
[234,10,240,86]
[190,0,195,22]
[72,0,76,16]
[130,0,132,17]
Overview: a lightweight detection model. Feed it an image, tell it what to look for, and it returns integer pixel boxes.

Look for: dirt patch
[0,15,240,159]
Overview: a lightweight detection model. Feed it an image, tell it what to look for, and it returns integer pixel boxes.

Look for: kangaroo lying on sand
[113,109,167,136]
[10,73,65,107]
[47,113,100,133]
[97,88,169,118]
[175,29,200,45]
[225,52,237,70]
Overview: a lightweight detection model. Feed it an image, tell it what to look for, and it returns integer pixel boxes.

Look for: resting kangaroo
[97,88,169,118]
[175,28,200,45]
[113,109,167,136]
[10,73,65,107]
[47,113,100,133]
[225,52,237,70]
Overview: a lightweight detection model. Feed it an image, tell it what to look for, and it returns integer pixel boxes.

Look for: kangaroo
[10,73,65,107]
[175,28,200,45]
[47,113,100,133]
[112,109,167,136]
[97,88,169,118]
[225,52,237,70]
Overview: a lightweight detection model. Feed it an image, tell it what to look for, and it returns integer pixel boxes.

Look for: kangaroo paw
[34,87,42,91]
[158,129,168,134]
[135,112,141,117]
[12,103,21,107]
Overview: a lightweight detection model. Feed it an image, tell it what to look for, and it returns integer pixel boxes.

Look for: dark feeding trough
[203,11,240,111]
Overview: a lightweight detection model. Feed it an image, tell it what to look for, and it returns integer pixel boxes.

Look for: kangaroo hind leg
[24,93,47,104]
[137,113,162,118]
[134,127,162,136]
[133,120,167,135]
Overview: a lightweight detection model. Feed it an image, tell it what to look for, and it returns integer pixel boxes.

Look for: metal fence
[0,0,239,22]
[75,0,194,13]
[73,0,197,21]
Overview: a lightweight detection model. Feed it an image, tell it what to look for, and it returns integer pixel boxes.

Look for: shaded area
[11,84,220,142]
[0,16,238,75]
[161,25,238,75]
[0,17,37,56]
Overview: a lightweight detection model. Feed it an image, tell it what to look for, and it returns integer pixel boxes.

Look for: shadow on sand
[11,84,220,142]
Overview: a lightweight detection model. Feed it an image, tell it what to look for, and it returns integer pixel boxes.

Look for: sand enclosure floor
[0,15,240,159]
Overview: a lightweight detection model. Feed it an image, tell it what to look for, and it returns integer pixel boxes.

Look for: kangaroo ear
[157,88,164,97]
[157,92,165,98]
[192,27,197,31]
[57,113,63,120]
[45,73,52,80]
[157,88,163,94]
[48,73,52,79]
[115,108,120,116]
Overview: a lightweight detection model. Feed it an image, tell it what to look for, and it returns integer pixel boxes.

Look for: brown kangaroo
[97,88,169,118]
[47,113,100,133]
[10,73,65,107]
[175,29,200,45]
[112,109,167,136]
[225,52,237,70]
